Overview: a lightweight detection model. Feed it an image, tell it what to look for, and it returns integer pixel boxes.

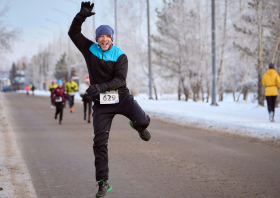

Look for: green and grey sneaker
[129,120,151,141]
[96,180,112,198]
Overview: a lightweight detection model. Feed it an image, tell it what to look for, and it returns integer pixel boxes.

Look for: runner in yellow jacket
[262,63,280,122]
[65,77,79,112]
[49,80,58,108]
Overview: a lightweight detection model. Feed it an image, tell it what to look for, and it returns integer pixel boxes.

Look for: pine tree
[9,62,17,85]
[54,53,68,80]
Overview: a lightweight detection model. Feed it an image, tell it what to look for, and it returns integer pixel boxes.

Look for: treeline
[9,0,280,105]
[149,0,280,105]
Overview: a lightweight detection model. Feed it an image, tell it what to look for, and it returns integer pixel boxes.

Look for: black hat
[269,63,275,69]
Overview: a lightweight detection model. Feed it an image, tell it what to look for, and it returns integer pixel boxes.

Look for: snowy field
[16,90,280,141]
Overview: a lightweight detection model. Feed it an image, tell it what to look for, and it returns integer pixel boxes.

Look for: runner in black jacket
[68,2,151,197]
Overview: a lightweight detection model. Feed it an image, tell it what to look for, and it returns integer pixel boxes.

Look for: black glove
[86,85,99,97]
[86,83,108,97]
[79,1,95,18]
[96,83,108,93]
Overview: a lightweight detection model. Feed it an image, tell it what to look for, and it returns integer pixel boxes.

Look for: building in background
[0,71,11,91]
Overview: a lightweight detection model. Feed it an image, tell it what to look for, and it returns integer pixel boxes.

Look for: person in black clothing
[68,2,151,197]
[80,76,92,123]
[31,84,36,96]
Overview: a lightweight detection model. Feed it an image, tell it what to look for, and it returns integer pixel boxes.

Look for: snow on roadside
[135,93,280,141]
[16,90,280,141]
[0,93,37,198]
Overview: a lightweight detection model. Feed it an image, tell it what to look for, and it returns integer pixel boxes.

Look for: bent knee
[135,114,150,131]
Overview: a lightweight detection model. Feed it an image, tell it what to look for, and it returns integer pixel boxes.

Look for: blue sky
[1,0,161,69]
[2,0,115,68]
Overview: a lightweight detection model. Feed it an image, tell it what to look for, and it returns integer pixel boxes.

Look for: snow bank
[135,93,280,141]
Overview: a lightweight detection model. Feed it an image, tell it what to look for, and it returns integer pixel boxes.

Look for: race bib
[69,92,75,96]
[100,90,119,104]
[55,97,62,102]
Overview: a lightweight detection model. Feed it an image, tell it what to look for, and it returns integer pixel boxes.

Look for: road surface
[2,93,280,198]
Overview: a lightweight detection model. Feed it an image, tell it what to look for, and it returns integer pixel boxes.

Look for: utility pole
[40,54,43,90]
[115,0,117,46]
[46,18,62,51]
[211,0,218,106]
[147,0,153,99]
[41,26,55,47]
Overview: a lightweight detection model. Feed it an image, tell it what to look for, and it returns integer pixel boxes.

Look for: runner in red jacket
[51,80,66,124]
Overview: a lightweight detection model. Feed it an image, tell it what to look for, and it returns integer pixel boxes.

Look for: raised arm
[68,1,95,54]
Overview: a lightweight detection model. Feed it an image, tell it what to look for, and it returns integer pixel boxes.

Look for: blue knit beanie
[95,25,114,42]
[57,80,63,84]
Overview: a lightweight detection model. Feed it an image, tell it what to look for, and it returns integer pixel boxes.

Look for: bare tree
[0,6,21,54]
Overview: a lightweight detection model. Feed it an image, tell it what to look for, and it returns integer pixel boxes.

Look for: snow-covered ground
[17,90,280,141]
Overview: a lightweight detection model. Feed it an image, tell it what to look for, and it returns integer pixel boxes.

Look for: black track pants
[92,94,150,181]
[266,96,277,117]
[50,95,55,106]
[55,102,64,121]
[69,95,75,108]
[83,99,92,120]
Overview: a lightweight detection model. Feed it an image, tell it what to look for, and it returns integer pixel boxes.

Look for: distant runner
[262,63,280,122]
[30,84,36,96]
[49,80,58,108]
[69,2,151,197]
[25,85,30,96]
[79,76,92,123]
[51,80,66,124]
[65,77,78,113]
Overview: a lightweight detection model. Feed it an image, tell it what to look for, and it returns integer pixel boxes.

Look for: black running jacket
[68,13,129,100]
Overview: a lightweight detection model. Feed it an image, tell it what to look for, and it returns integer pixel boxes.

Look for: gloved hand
[79,1,95,18]
[86,85,99,97]
[96,83,108,93]
[86,83,108,97]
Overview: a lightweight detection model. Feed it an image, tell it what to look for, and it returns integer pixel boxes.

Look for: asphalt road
[3,93,280,198]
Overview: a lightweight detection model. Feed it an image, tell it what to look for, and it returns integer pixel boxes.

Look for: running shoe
[96,180,112,198]
[129,120,151,141]
[70,107,74,113]
[269,111,274,121]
